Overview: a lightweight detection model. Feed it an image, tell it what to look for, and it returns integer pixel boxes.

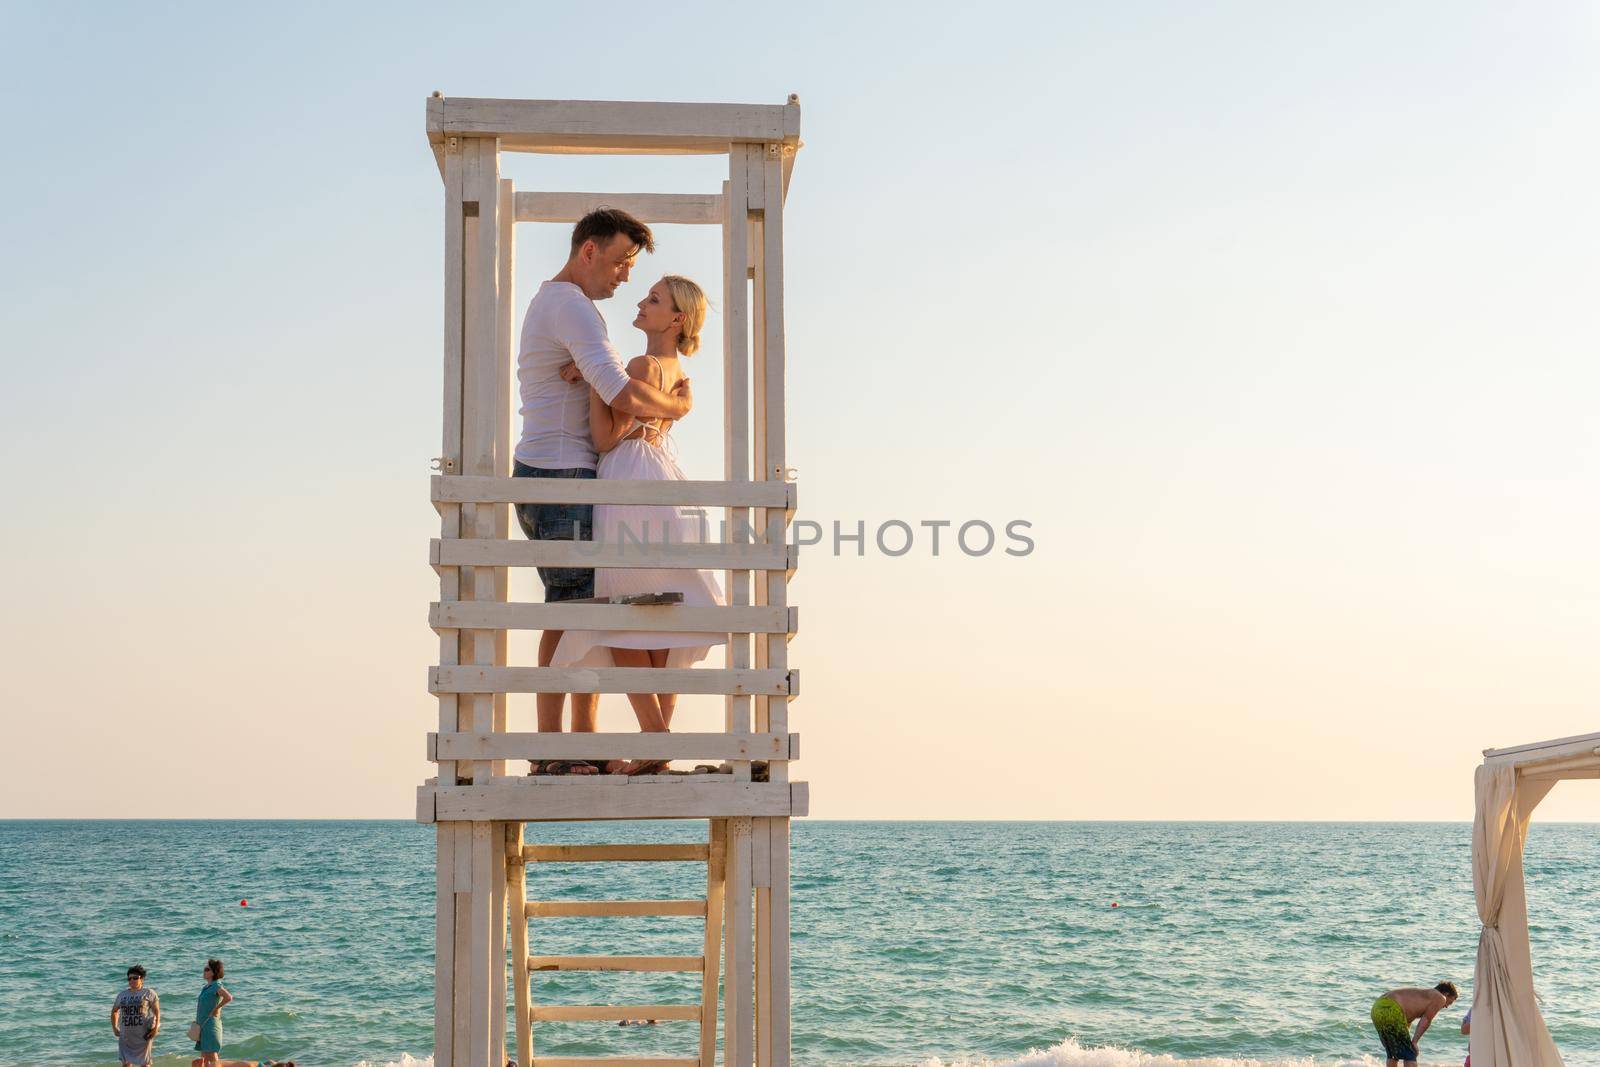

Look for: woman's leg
[611,648,668,733]
[649,648,677,728]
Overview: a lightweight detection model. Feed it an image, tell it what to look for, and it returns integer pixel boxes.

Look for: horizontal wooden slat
[530,1004,701,1022]
[433,731,789,762]
[525,843,708,863]
[433,474,793,508]
[430,666,794,696]
[515,191,722,225]
[427,780,805,821]
[530,1059,699,1067]
[529,955,702,972]
[428,96,800,154]
[526,900,707,918]
[1483,730,1600,766]
[431,601,789,634]
[432,538,792,571]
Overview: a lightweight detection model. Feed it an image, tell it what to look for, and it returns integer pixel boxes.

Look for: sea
[2,821,1597,1067]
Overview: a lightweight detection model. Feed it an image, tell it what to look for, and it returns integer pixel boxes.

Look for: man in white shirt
[513,209,691,771]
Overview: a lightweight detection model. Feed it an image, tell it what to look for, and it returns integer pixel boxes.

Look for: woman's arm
[214,987,232,1015]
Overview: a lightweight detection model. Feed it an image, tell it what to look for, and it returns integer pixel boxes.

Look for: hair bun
[661,274,708,358]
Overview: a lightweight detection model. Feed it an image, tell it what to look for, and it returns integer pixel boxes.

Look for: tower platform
[418,775,809,822]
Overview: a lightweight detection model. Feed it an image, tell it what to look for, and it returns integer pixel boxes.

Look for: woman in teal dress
[193,958,232,1065]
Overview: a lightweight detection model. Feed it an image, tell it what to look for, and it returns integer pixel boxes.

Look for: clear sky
[2,2,1596,820]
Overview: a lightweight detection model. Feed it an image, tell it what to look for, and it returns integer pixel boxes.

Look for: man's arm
[111,1003,120,1035]
[557,301,691,420]
[561,359,690,420]
[611,375,691,420]
[1413,1005,1440,1044]
[589,386,632,453]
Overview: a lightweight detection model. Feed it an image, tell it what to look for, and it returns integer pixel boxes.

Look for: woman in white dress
[553,276,726,773]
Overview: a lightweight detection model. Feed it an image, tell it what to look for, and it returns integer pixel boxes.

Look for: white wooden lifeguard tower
[414,96,806,1067]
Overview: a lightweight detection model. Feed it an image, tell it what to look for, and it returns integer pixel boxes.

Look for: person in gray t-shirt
[111,965,160,1067]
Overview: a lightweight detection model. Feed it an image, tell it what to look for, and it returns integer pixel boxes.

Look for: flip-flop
[627,759,671,776]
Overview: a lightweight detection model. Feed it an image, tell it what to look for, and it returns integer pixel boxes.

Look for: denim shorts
[512,460,596,603]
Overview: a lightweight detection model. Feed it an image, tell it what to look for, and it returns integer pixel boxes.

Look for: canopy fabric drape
[1470,764,1561,1067]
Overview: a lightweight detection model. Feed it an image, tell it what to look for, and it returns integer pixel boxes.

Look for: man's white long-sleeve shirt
[513,280,633,470]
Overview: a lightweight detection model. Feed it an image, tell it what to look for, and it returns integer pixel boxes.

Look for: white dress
[552,358,727,669]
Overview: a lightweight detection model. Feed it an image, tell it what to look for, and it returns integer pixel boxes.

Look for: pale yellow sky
[3,5,1597,821]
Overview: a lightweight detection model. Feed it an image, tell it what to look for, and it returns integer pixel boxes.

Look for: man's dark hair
[206,958,224,980]
[570,208,654,256]
[1436,981,1458,999]
[127,965,146,979]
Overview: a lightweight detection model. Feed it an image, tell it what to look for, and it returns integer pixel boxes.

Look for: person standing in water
[192,958,232,1066]
[111,964,160,1067]
[1370,981,1458,1066]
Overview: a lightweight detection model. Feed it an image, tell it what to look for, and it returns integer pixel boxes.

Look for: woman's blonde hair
[662,275,708,356]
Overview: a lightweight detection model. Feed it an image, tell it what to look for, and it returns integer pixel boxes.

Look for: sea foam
[913,1036,1455,1067]
[353,1044,1455,1067]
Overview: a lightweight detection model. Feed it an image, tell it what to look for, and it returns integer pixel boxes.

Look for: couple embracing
[513,208,725,776]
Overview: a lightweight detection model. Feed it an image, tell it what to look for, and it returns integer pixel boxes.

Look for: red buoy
[1111,902,1119,908]
[240,900,248,907]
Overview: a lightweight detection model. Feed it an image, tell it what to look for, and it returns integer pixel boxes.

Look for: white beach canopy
[1471,731,1600,1067]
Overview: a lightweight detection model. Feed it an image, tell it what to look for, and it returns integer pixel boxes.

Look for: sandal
[530,760,595,776]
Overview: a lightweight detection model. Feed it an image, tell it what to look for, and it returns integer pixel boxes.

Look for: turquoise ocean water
[2,821,1597,1067]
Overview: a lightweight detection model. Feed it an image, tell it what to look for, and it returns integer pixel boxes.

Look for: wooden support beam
[491,821,508,1066]
[723,155,754,786]
[724,817,754,1067]
[524,843,708,863]
[754,145,794,1067]
[427,97,801,155]
[430,666,794,697]
[435,132,468,1067]
[767,818,792,1067]
[433,474,793,509]
[469,822,494,1067]
[515,191,723,225]
[700,821,728,1067]
[527,900,706,918]
[431,602,789,634]
[435,732,791,762]
[461,134,502,1067]
[509,824,530,1067]
[435,825,456,1067]
[432,539,793,571]
[528,955,703,972]
[428,781,802,821]
[493,176,514,779]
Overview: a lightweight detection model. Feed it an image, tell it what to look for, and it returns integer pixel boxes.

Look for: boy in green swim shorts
[1371,981,1459,1066]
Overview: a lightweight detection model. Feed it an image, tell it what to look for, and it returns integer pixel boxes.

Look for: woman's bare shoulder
[625,354,665,386]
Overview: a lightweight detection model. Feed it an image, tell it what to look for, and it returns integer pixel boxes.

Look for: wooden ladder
[509,823,731,1067]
